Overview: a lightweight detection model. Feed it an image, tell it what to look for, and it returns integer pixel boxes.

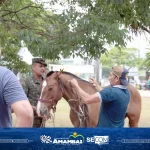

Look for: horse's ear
[58,69,64,76]
[56,71,61,77]
[60,68,64,73]
[53,69,64,79]
[55,69,64,78]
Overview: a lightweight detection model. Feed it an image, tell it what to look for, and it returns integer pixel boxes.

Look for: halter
[38,76,90,127]
[38,78,64,127]
[38,77,64,104]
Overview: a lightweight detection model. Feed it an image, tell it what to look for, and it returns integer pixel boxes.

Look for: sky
[127,32,150,58]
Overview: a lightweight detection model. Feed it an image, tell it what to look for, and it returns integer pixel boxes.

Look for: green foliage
[0,25,30,72]
[144,51,150,71]
[0,0,150,72]
[0,0,57,71]
[100,47,144,68]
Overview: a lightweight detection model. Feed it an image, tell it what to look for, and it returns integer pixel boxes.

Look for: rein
[68,99,89,127]
[59,77,90,127]
[67,80,90,127]
[38,75,90,128]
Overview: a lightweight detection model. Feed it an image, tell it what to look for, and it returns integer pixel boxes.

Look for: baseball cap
[112,65,129,86]
[32,58,47,67]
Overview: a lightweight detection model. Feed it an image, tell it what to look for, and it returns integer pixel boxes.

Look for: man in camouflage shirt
[22,58,47,127]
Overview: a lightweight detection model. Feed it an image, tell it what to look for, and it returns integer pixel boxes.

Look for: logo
[69,132,84,141]
[87,136,109,145]
[53,132,84,144]
[40,132,84,145]
[40,135,52,144]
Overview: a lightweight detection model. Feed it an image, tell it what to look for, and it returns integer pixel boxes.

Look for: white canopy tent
[17,40,33,65]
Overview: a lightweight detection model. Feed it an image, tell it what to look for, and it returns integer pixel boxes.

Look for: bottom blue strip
[0,128,150,150]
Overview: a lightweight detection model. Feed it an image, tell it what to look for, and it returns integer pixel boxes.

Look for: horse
[37,71,141,127]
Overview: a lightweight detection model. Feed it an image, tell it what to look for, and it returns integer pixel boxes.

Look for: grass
[12,97,150,127]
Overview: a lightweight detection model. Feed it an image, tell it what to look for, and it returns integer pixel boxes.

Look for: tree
[144,50,150,71]
[0,0,62,71]
[48,0,150,58]
[101,47,145,67]
[100,47,145,77]
[0,0,150,72]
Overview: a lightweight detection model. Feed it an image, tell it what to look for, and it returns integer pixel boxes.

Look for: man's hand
[89,78,102,91]
[89,78,97,87]
[68,78,100,104]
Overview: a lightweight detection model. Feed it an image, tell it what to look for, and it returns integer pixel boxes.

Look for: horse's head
[37,71,63,117]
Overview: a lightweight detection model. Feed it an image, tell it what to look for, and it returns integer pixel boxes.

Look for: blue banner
[0,128,150,150]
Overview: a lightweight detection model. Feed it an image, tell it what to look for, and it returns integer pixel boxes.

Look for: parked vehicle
[139,82,148,90]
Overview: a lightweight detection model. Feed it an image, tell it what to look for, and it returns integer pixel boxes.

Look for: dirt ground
[12,90,150,127]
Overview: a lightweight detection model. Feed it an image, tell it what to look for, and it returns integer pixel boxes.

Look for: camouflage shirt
[22,76,43,106]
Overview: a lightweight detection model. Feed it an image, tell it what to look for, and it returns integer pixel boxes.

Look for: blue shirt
[97,85,130,128]
[0,66,28,127]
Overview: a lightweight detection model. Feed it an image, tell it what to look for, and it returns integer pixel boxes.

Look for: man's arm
[3,69,33,127]
[69,79,100,104]
[11,100,33,127]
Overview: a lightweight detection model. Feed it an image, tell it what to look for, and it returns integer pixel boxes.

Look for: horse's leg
[126,85,142,128]
[69,108,80,127]
[126,102,141,127]
[126,113,139,127]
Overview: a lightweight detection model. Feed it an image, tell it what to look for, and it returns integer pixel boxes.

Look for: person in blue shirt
[69,65,130,128]
[148,76,150,90]
[0,66,33,127]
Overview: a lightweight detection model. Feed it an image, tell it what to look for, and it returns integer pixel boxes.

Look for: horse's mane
[47,71,54,77]
[47,71,97,92]
[47,71,89,83]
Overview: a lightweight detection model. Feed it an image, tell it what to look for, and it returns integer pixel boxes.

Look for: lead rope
[68,80,90,127]
[68,98,89,127]
[40,106,56,127]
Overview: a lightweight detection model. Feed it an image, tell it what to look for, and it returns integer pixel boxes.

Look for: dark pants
[33,111,44,128]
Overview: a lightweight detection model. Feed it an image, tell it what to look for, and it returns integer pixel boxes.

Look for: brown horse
[37,71,141,127]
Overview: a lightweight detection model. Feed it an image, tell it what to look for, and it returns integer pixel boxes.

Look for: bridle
[38,75,90,127]
[38,77,65,127]
[38,77,64,105]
